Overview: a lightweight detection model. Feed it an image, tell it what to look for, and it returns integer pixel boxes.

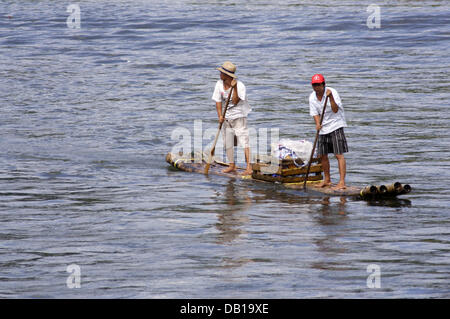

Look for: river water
[0,0,449,298]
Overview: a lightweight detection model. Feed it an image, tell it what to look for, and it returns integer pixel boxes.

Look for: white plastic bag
[271,138,313,163]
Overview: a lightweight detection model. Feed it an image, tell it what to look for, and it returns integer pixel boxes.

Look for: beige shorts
[222,117,249,149]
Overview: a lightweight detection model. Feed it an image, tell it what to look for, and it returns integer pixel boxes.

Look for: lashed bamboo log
[376,185,388,195]
[397,184,412,195]
[360,185,378,198]
[385,182,402,195]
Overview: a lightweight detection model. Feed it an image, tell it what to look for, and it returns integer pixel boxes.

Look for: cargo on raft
[165,152,412,200]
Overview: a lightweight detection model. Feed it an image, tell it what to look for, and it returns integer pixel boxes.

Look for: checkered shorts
[317,127,348,155]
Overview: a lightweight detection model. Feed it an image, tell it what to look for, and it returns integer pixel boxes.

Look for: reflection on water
[365,198,412,208]
[215,180,251,245]
[312,197,351,275]
[317,196,348,217]
[249,185,328,206]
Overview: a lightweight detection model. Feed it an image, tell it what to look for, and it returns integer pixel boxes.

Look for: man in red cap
[309,74,348,189]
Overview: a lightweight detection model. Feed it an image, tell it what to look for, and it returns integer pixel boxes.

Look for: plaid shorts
[317,127,348,155]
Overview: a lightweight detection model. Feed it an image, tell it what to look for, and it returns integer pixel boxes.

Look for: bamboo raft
[166,152,412,200]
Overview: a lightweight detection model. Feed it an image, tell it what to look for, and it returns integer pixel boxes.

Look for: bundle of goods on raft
[166,139,412,200]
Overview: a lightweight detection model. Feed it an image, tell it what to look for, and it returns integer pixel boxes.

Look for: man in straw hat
[309,74,348,190]
[212,61,252,175]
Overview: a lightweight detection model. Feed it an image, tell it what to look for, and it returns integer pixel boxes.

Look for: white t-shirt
[212,80,251,120]
[309,86,347,135]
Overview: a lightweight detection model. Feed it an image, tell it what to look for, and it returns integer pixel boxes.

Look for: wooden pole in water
[204,86,234,175]
[303,95,329,189]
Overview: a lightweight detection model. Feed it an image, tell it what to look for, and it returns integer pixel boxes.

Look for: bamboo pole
[304,95,329,189]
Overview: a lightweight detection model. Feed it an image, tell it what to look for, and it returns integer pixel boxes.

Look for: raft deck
[166,152,411,199]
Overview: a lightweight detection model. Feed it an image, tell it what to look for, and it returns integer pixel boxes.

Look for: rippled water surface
[0,0,449,298]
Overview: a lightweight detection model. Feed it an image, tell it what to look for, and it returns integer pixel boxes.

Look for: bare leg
[317,154,332,187]
[241,147,253,175]
[332,154,346,189]
[222,147,236,173]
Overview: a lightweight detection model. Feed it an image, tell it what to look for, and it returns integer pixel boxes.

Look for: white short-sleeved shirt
[212,80,252,120]
[309,86,347,135]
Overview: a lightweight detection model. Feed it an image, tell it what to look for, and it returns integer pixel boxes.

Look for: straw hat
[217,61,237,78]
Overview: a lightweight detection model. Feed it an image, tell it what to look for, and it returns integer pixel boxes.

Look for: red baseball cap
[311,74,325,84]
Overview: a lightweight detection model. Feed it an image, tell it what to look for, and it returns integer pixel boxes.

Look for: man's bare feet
[332,182,346,190]
[222,165,237,173]
[241,167,253,176]
[316,181,332,188]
